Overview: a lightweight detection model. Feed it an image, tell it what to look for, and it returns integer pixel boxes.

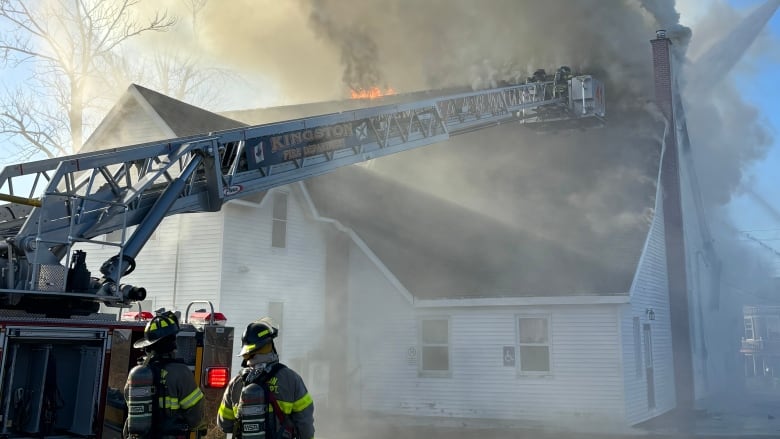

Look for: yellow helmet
[133,311,180,349]
[238,317,278,357]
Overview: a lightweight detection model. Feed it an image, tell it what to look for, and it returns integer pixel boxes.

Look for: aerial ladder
[0,73,605,316]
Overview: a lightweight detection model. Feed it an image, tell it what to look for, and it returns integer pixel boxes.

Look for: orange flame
[350,86,396,99]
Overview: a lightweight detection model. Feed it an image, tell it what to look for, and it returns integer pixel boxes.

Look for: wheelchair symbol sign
[503,346,515,367]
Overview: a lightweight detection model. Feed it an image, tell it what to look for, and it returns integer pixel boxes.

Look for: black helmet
[238,317,278,357]
[133,311,180,349]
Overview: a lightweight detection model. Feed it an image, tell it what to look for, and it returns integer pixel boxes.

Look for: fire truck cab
[0,301,233,439]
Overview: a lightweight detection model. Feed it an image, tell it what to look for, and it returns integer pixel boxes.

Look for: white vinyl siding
[352,297,626,427]
[219,187,327,375]
[81,214,222,314]
[82,97,173,152]
[272,192,288,248]
[622,172,675,425]
[170,213,224,308]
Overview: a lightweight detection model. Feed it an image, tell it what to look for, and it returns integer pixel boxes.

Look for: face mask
[246,352,278,368]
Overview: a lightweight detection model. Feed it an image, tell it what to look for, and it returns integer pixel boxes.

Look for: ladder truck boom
[0,74,605,315]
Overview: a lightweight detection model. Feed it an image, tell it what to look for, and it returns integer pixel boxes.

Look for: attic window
[271,192,288,248]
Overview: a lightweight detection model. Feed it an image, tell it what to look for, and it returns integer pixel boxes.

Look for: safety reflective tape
[292,393,313,412]
[257,330,269,338]
[276,400,293,414]
[158,396,181,410]
[180,388,204,409]
[219,403,236,420]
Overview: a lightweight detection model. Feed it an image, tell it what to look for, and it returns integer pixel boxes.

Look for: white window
[272,192,288,248]
[420,318,449,375]
[518,316,551,373]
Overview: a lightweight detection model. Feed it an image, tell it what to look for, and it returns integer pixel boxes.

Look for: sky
[695,0,780,261]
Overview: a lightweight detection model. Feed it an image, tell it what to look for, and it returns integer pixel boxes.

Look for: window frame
[418,316,451,378]
[271,191,289,249]
[516,314,552,376]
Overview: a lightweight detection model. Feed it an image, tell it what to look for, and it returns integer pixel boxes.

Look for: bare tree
[0,0,176,159]
[108,0,242,111]
[182,0,208,34]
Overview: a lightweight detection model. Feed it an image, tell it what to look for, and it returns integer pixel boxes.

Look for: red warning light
[205,367,230,388]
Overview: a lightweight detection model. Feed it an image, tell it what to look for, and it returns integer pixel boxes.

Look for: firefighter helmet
[238,317,278,357]
[133,312,180,348]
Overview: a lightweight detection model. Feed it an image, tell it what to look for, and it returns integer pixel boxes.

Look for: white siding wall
[170,213,225,308]
[622,175,676,425]
[218,187,328,378]
[80,213,223,313]
[345,244,415,413]
[347,258,627,427]
[83,97,172,151]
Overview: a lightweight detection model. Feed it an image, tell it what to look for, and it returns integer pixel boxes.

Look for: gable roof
[82,84,247,152]
[90,85,662,299]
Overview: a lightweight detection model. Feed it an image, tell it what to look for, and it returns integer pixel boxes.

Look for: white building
[79,77,738,431]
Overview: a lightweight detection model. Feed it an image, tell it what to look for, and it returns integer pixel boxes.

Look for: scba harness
[126,357,191,439]
[237,363,297,439]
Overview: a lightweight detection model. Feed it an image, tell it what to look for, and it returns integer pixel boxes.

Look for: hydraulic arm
[0,74,605,315]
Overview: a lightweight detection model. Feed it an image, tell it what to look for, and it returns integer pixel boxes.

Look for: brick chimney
[651,30,695,412]
[651,30,674,119]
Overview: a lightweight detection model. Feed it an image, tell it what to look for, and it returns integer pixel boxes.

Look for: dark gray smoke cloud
[300,0,661,108]
[307,0,386,92]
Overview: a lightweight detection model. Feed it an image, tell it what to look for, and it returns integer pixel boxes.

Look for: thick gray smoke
[298,0,661,107]
[307,0,387,92]
[191,0,668,106]
[681,1,777,209]
[178,0,778,432]
[181,1,773,211]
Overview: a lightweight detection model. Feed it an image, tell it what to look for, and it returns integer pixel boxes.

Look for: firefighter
[124,311,205,439]
[218,317,315,439]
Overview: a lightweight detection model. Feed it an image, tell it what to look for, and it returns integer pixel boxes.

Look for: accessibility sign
[503,346,515,367]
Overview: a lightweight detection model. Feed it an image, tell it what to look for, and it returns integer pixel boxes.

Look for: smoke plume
[128,0,778,430]
[189,0,664,106]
